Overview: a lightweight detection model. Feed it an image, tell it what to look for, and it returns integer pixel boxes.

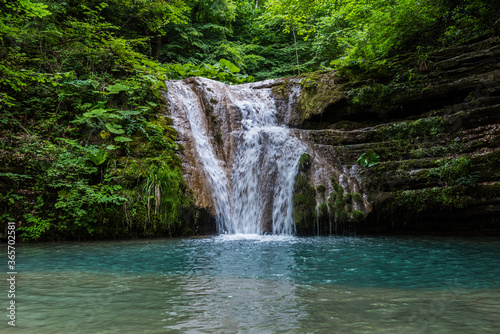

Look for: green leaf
[106,113,123,119]
[219,59,240,73]
[105,123,125,134]
[106,145,118,150]
[157,81,167,90]
[116,110,141,116]
[357,150,380,167]
[105,83,129,94]
[83,109,108,118]
[86,148,109,166]
[114,136,132,142]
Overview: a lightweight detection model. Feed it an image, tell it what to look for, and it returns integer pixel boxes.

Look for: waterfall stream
[167,78,306,234]
[167,77,368,235]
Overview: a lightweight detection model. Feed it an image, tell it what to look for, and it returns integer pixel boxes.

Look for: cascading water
[166,78,305,235]
[165,81,233,230]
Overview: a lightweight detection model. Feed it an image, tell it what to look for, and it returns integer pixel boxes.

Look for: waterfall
[166,78,305,235]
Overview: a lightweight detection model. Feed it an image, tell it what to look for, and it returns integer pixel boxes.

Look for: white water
[166,81,233,230]
[166,78,305,235]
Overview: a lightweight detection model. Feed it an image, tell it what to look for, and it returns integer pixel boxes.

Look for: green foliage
[142,165,186,234]
[343,193,353,204]
[215,132,223,145]
[262,0,499,75]
[86,147,109,166]
[298,153,312,172]
[163,60,254,84]
[351,210,365,221]
[377,118,446,141]
[457,171,480,187]
[331,178,344,209]
[425,157,479,187]
[351,192,363,204]
[293,175,317,234]
[392,187,467,214]
[357,150,381,168]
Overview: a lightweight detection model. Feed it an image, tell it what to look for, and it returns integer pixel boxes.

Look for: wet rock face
[166,77,369,235]
[283,33,500,235]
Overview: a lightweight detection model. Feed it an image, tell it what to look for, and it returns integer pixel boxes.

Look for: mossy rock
[293,174,317,235]
[298,153,312,173]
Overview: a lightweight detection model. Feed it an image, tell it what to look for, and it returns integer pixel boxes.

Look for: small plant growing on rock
[357,150,380,167]
[215,132,223,145]
[298,153,312,172]
[457,171,480,187]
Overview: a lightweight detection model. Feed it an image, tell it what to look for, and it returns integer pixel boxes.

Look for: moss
[327,191,336,209]
[390,187,469,214]
[293,174,317,235]
[415,157,476,187]
[298,153,312,172]
[318,202,328,213]
[317,202,330,234]
[317,183,326,194]
[309,131,344,146]
[376,117,446,141]
[352,192,363,203]
[351,210,366,221]
[331,178,344,208]
[335,209,348,222]
[343,192,353,203]
[295,71,345,126]
[215,132,222,145]
[469,150,500,176]
[271,84,284,96]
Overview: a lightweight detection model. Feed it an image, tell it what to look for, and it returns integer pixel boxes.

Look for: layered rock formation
[278,33,500,235]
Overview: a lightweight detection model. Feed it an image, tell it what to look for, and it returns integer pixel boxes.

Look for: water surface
[2,235,500,333]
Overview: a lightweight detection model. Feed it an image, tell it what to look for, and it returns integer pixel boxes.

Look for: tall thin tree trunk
[255,0,258,9]
[292,24,300,75]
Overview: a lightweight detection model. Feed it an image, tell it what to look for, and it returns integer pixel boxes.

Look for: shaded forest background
[1,0,499,240]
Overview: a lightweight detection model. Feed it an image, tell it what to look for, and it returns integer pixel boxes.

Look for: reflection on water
[2,235,500,333]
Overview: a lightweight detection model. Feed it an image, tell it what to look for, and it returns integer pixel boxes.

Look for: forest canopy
[2,0,498,82]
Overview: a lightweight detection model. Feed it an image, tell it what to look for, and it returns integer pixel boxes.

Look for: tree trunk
[292,25,300,75]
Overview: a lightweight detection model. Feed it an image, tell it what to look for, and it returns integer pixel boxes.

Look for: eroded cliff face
[279,33,500,235]
[166,77,370,235]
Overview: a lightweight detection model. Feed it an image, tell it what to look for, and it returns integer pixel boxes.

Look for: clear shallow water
[2,235,500,333]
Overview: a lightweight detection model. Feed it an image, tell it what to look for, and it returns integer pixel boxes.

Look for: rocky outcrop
[281,33,500,235]
[167,76,371,235]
